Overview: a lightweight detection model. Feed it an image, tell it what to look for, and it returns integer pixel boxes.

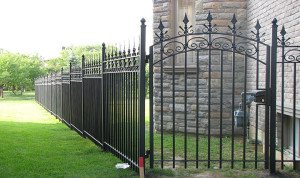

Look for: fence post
[101,43,106,151]
[50,73,52,114]
[270,18,278,174]
[61,67,64,121]
[47,74,48,109]
[139,18,146,177]
[69,62,72,129]
[82,55,85,137]
[55,71,58,119]
[44,75,46,108]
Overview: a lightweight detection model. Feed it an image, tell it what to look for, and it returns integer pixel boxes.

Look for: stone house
[152,0,300,160]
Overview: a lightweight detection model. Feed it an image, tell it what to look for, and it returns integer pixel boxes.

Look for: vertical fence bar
[293,63,296,170]
[208,22,212,169]
[265,46,271,169]
[220,50,224,168]
[149,46,154,168]
[270,18,278,174]
[160,29,164,169]
[243,55,247,168]
[231,24,236,170]
[172,54,176,168]
[130,71,133,167]
[281,40,285,170]
[183,14,189,169]
[196,50,199,168]
[255,105,258,169]
[135,71,138,172]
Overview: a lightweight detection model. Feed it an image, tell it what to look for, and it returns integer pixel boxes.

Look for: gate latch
[254,91,266,104]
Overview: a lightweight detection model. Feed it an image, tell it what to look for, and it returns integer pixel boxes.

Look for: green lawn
[0,91,137,178]
[0,92,298,178]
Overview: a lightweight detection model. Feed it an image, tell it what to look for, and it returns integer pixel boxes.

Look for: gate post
[139,18,146,177]
[270,18,278,174]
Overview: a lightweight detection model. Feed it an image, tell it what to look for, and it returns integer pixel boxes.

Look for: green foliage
[0,52,44,93]
[60,44,102,66]
[44,57,66,73]
[44,44,105,73]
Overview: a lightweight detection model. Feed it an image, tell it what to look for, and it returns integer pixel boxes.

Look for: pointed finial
[141,18,146,24]
[255,20,261,31]
[231,13,237,25]
[280,25,286,36]
[128,40,131,55]
[158,19,164,32]
[272,18,277,24]
[207,11,213,23]
[183,13,189,25]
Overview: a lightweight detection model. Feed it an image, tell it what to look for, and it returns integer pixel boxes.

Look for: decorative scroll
[154,11,267,59]
[211,37,232,51]
[235,41,258,56]
[278,25,300,63]
[284,49,300,62]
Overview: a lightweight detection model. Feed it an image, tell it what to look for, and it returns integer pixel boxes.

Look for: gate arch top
[151,12,270,64]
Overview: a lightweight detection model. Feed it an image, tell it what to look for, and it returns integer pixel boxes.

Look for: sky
[0,0,153,59]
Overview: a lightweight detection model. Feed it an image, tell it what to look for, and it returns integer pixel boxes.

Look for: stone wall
[246,0,300,152]
[152,0,247,135]
[152,0,299,142]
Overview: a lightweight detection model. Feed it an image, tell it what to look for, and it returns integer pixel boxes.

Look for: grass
[143,99,300,177]
[0,92,298,177]
[0,91,137,178]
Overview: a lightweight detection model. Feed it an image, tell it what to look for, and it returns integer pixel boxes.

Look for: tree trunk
[12,85,16,95]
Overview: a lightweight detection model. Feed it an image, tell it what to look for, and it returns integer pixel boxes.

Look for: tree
[60,44,103,66]
[44,57,66,73]
[0,52,44,94]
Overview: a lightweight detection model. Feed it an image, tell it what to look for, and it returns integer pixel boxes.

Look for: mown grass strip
[0,91,137,178]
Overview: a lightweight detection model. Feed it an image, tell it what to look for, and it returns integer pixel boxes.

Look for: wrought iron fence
[34,14,300,174]
[34,19,146,173]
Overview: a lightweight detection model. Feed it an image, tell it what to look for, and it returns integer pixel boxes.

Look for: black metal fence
[148,13,299,174]
[34,14,300,174]
[276,26,300,171]
[34,19,146,173]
